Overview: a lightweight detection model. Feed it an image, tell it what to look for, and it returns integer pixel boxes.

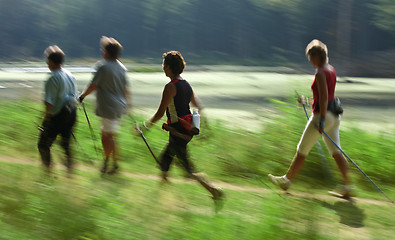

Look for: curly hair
[162,51,186,75]
[305,39,328,65]
[100,36,123,59]
[44,45,65,65]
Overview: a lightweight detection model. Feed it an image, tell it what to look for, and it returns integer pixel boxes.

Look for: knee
[296,151,306,159]
[296,145,309,156]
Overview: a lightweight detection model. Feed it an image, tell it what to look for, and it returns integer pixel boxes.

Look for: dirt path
[1,155,393,206]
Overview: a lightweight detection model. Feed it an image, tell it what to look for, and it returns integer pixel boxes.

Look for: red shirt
[311,65,336,113]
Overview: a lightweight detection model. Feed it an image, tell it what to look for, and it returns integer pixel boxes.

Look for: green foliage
[370,0,395,35]
[1,99,395,239]
[0,0,394,71]
[1,99,395,191]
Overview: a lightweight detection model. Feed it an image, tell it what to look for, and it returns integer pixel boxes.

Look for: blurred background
[1,1,395,239]
[0,0,394,77]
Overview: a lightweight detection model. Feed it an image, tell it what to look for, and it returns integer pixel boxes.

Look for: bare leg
[161,171,169,182]
[332,152,351,185]
[111,134,119,167]
[191,173,217,195]
[101,132,116,173]
[285,152,306,181]
[192,172,224,212]
[101,132,115,159]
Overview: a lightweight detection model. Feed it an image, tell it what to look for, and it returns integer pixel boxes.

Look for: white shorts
[297,112,341,156]
[101,118,120,133]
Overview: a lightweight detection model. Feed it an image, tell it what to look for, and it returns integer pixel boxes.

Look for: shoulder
[61,69,75,79]
[48,70,62,82]
[182,79,191,86]
[165,82,176,90]
[315,68,326,80]
[163,82,177,95]
[116,60,127,72]
[327,64,335,71]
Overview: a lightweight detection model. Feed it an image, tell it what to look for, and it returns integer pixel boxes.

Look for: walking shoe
[328,184,355,198]
[268,174,291,191]
[212,187,224,213]
[101,159,109,174]
[108,164,119,175]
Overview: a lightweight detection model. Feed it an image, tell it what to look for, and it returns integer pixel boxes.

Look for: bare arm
[316,70,328,119]
[191,91,203,112]
[149,83,176,125]
[316,70,328,133]
[80,83,97,100]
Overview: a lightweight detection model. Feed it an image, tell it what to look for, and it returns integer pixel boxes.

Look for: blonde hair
[44,45,65,65]
[305,39,328,65]
[100,36,123,59]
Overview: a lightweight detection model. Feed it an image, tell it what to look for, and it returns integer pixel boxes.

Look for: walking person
[268,39,353,197]
[38,45,78,174]
[141,51,224,210]
[79,36,131,174]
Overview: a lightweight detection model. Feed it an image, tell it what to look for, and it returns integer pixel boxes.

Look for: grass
[0,160,394,240]
[0,99,395,239]
[1,67,395,239]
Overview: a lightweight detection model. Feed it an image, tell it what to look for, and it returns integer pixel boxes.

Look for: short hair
[162,51,186,75]
[305,39,328,64]
[44,45,65,65]
[100,36,122,59]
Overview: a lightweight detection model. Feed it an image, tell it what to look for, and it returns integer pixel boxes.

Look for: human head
[305,39,328,67]
[162,51,186,77]
[44,45,65,66]
[100,36,122,60]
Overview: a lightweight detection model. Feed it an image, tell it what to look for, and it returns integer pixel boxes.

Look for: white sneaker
[328,184,355,198]
[268,174,291,190]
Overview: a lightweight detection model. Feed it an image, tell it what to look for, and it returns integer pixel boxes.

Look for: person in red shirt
[268,39,353,197]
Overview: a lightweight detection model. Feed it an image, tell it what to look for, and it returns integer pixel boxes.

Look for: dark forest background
[1,0,394,76]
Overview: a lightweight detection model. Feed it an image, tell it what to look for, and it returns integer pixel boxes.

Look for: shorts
[297,112,341,156]
[101,118,120,133]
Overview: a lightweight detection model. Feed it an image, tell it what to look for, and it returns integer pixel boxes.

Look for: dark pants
[160,123,195,174]
[38,105,76,168]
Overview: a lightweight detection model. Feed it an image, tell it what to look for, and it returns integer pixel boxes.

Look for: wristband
[319,119,325,128]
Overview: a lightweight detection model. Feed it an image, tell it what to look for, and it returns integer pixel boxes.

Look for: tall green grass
[1,99,394,196]
[1,99,395,239]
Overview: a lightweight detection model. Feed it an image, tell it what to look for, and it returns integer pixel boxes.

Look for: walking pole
[70,131,95,165]
[322,131,394,204]
[135,124,161,166]
[129,115,160,166]
[81,102,101,160]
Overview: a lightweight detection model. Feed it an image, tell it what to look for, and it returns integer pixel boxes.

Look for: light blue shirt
[44,69,78,115]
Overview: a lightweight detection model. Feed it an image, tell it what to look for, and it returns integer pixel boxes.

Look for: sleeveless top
[166,79,192,124]
[311,65,336,113]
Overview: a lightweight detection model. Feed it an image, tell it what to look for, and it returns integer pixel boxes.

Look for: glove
[78,95,84,103]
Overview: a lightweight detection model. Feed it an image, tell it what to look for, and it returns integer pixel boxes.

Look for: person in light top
[38,45,78,174]
[79,36,131,174]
